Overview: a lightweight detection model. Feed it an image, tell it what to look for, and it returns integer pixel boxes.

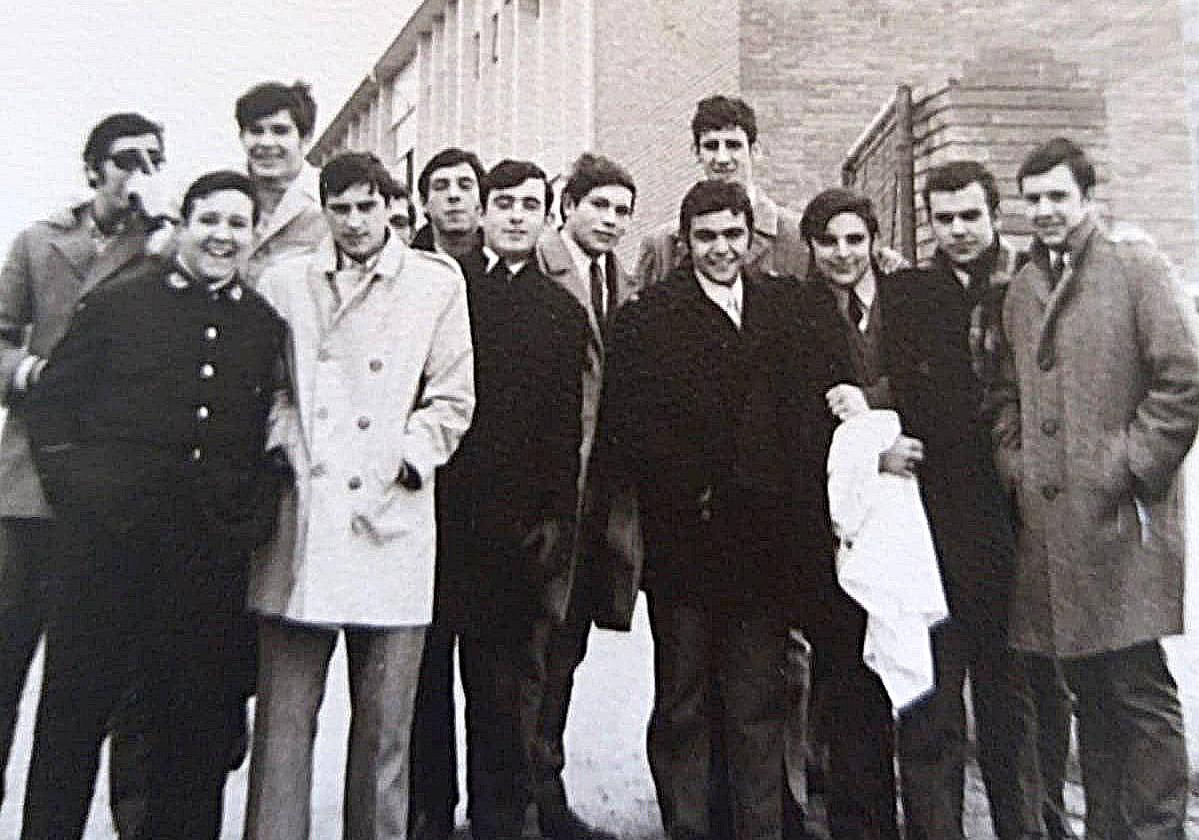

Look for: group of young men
[0,81,1194,840]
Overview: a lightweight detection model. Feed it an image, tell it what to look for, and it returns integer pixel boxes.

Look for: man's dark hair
[800,187,880,243]
[82,113,163,186]
[235,81,318,139]
[678,179,755,243]
[181,170,260,226]
[923,160,1000,217]
[481,159,553,213]
[691,95,758,148]
[417,147,487,204]
[319,152,398,206]
[389,181,417,227]
[561,153,637,217]
[1017,137,1096,196]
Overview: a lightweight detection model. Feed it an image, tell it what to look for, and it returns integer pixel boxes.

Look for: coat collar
[1027,216,1097,305]
[250,163,321,253]
[45,202,152,296]
[752,190,781,239]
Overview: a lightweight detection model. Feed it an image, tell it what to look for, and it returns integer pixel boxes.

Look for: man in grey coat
[994,137,1199,840]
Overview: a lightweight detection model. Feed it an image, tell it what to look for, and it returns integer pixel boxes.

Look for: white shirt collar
[562,230,608,313]
[694,270,743,329]
[483,245,526,277]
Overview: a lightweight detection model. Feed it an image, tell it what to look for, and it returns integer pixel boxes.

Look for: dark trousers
[806,593,900,840]
[532,605,591,823]
[1022,655,1076,840]
[409,622,460,835]
[646,594,787,840]
[20,515,242,840]
[0,518,53,801]
[1051,641,1188,840]
[898,618,1043,840]
[459,622,551,840]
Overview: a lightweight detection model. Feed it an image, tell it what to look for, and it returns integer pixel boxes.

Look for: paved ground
[0,592,1197,839]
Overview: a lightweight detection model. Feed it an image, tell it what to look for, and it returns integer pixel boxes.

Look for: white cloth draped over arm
[826,410,949,712]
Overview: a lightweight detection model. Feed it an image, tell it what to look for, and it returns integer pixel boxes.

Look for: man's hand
[124,159,178,227]
[874,246,910,275]
[523,517,567,580]
[826,383,870,421]
[879,435,925,478]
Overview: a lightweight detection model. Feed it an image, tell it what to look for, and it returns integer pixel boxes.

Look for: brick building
[310,0,1196,274]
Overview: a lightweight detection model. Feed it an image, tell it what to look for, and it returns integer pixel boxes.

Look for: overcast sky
[0,0,420,249]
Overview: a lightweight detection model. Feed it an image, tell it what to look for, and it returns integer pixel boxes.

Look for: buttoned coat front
[249,236,475,627]
[0,205,155,517]
[994,219,1199,657]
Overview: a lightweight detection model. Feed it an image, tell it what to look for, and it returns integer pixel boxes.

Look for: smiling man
[235,81,326,285]
[993,138,1199,840]
[602,179,845,840]
[636,96,808,287]
[244,152,474,840]
[532,152,639,840]
[19,170,287,840]
[435,159,588,840]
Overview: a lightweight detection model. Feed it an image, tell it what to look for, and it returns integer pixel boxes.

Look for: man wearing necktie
[244,153,475,840]
[601,179,846,840]
[533,153,639,840]
[994,137,1199,840]
[437,159,588,840]
[797,187,907,840]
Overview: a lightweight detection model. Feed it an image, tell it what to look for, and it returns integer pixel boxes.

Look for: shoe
[538,809,619,840]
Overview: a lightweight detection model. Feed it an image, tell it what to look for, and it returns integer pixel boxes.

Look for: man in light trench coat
[243,151,475,840]
[993,137,1199,840]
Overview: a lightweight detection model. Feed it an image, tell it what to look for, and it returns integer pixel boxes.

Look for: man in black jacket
[407,145,489,840]
[602,179,843,840]
[883,161,1046,840]
[436,159,588,840]
[19,170,286,840]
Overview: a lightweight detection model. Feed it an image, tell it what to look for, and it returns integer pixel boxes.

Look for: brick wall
[742,0,1195,275]
[593,0,740,267]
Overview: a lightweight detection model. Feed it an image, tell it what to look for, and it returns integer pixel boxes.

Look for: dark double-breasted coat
[24,255,286,564]
[600,267,846,620]
[436,253,588,637]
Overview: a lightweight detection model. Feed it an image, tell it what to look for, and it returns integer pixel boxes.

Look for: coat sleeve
[256,266,303,458]
[635,228,674,290]
[401,271,475,484]
[0,229,34,402]
[987,291,1024,495]
[1122,243,1199,498]
[535,299,586,521]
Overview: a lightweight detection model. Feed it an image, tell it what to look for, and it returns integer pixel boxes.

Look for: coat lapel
[79,217,150,297]
[249,166,320,258]
[538,229,605,352]
[1034,223,1095,369]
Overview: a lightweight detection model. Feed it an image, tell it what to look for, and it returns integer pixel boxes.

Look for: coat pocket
[351,462,415,543]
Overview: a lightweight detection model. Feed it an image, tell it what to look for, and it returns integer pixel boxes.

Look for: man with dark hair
[235,80,326,285]
[407,145,490,840]
[413,147,488,260]
[877,161,1049,840]
[244,150,474,840]
[637,95,807,285]
[0,110,170,820]
[389,180,417,245]
[436,158,588,840]
[19,168,286,839]
[995,137,1198,840]
[531,152,639,840]
[604,178,845,840]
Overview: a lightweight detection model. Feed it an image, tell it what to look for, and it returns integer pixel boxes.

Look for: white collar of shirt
[483,246,526,278]
[695,270,743,329]
[562,230,608,313]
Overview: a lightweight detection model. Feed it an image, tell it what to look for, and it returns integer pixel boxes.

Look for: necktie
[726,288,741,329]
[847,293,865,332]
[1049,251,1068,291]
[589,258,606,323]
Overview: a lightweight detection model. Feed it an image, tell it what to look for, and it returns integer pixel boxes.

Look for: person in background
[235,80,326,286]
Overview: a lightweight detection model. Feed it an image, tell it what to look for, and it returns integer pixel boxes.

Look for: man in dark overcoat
[18,170,285,840]
[435,159,588,840]
[880,162,1046,840]
[994,138,1199,840]
[602,179,843,840]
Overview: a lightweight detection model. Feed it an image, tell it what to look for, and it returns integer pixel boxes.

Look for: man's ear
[85,162,102,189]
